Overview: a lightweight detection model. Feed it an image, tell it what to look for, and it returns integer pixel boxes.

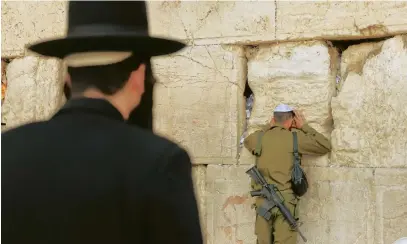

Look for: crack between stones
[274,0,277,39]
[237,69,253,163]
[165,54,237,87]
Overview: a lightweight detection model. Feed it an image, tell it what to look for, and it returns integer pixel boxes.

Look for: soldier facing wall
[2,1,407,243]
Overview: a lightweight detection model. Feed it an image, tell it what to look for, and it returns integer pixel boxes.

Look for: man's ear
[128,64,146,95]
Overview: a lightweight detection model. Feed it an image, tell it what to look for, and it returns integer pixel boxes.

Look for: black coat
[1,98,203,244]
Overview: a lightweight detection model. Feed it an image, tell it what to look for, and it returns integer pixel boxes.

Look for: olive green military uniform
[244,123,331,244]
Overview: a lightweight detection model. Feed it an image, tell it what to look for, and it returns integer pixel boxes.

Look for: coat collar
[270,123,290,131]
[53,97,125,122]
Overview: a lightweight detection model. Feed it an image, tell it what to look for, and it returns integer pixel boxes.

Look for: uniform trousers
[254,192,299,244]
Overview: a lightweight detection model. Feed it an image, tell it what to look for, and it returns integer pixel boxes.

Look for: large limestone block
[150,1,407,45]
[152,45,246,165]
[298,167,375,244]
[276,1,407,41]
[243,41,338,166]
[1,1,67,57]
[331,35,407,168]
[1,56,65,129]
[374,169,407,244]
[148,1,275,45]
[206,165,256,244]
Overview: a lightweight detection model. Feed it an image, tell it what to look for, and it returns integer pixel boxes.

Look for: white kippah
[393,238,407,244]
[63,51,132,67]
[274,104,293,112]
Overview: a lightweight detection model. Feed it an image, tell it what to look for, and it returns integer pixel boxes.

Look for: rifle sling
[253,131,265,157]
[292,131,300,164]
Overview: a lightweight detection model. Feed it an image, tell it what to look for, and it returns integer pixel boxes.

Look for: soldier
[2,2,203,244]
[244,104,331,244]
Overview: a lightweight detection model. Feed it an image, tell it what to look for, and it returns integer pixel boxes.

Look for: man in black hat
[2,2,203,244]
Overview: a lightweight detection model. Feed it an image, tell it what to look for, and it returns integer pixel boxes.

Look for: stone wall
[1,57,65,130]
[2,1,407,244]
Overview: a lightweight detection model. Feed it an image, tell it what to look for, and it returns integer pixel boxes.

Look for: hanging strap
[253,131,264,156]
[292,132,301,165]
[292,131,304,185]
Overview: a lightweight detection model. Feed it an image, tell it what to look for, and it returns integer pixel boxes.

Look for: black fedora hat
[27,1,186,58]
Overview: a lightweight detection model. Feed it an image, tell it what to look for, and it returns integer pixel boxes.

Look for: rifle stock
[246,166,307,242]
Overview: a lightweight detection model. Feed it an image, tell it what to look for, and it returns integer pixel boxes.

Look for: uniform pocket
[286,194,299,221]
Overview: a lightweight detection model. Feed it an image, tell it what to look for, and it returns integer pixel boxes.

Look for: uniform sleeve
[296,124,332,155]
[244,124,270,153]
[146,147,203,244]
[243,132,259,153]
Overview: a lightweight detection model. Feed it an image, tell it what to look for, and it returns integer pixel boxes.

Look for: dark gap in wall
[331,37,389,53]
[239,78,254,156]
[243,78,253,98]
[329,36,390,94]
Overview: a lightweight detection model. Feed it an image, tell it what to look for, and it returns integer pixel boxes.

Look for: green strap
[292,132,301,165]
[292,131,304,185]
[253,132,264,156]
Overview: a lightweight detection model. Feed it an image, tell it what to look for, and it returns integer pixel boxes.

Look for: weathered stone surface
[206,165,255,244]
[337,41,384,92]
[299,167,375,244]
[1,60,7,83]
[331,35,407,168]
[2,59,8,101]
[152,45,246,165]
[1,60,8,130]
[3,1,407,54]
[1,1,67,57]
[149,1,407,45]
[244,41,337,166]
[276,2,407,41]
[1,56,64,129]
[374,169,407,244]
[277,2,407,41]
[148,1,276,45]
[192,165,207,243]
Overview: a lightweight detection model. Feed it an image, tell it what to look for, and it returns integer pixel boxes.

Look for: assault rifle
[246,166,307,242]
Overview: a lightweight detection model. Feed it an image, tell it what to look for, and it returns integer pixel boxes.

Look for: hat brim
[27,34,186,58]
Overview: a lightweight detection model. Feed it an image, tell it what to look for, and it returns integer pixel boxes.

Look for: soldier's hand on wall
[293,110,306,129]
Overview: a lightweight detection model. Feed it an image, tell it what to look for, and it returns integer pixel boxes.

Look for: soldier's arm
[244,132,258,153]
[243,124,271,153]
[244,130,265,154]
[296,124,332,155]
[146,147,203,244]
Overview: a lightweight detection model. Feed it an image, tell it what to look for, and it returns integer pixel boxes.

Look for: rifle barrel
[296,227,307,242]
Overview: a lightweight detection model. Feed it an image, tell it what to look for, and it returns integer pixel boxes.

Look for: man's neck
[273,122,290,130]
[81,89,132,120]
